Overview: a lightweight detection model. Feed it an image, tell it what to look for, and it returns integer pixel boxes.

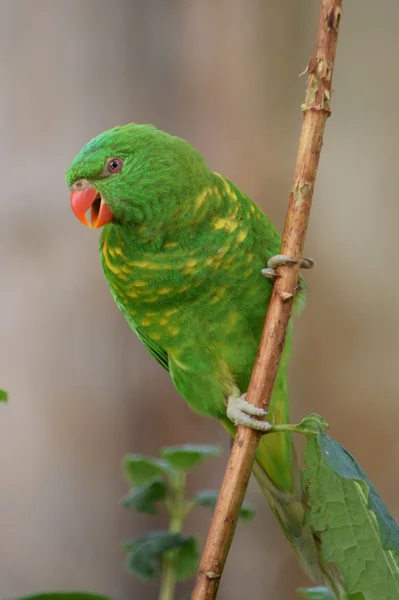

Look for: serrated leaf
[123,454,173,486]
[303,432,399,599]
[125,531,199,582]
[14,594,113,600]
[121,477,167,515]
[298,586,338,599]
[193,490,255,521]
[160,444,221,471]
[0,389,8,403]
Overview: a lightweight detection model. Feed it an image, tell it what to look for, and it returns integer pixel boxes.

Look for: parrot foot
[227,393,272,432]
[261,254,314,280]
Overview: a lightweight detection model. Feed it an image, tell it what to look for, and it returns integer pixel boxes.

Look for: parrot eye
[107,158,123,174]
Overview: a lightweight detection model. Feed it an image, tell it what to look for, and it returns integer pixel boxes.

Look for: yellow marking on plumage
[173,358,188,370]
[218,176,239,206]
[129,259,160,270]
[210,286,227,302]
[242,267,253,278]
[222,179,231,194]
[164,240,177,248]
[108,246,116,257]
[179,284,191,293]
[228,202,239,219]
[250,204,255,214]
[195,188,209,210]
[146,311,157,316]
[159,317,169,326]
[205,256,214,267]
[152,333,162,341]
[113,246,124,257]
[212,217,238,233]
[215,244,231,259]
[102,246,128,279]
[212,217,226,230]
[157,287,173,295]
[218,359,234,387]
[127,290,139,298]
[236,229,247,243]
[144,296,158,303]
[213,186,222,199]
[133,280,148,287]
[184,258,197,268]
[165,308,179,317]
[141,318,152,326]
[247,252,254,263]
[121,264,134,275]
[227,310,239,329]
[168,325,180,336]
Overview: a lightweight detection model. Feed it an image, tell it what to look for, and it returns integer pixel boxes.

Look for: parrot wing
[133,323,170,371]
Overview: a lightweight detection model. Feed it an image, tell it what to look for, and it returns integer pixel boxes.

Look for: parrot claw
[261,267,278,279]
[227,393,271,432]
[261,254,315,279]
[300,257,315,269]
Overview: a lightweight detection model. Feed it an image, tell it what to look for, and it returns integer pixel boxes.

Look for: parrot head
[66,124,210,230]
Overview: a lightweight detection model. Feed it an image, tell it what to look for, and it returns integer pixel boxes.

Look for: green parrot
[66,124,330,585]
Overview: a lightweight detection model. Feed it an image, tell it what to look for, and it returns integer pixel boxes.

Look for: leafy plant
[122,444,255,600]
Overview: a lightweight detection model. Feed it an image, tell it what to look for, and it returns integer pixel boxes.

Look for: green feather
[135,326,169,372]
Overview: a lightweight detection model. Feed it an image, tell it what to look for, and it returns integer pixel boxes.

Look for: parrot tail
[251,455,340,587]
[252,325,341,588]
[221,319,341,588]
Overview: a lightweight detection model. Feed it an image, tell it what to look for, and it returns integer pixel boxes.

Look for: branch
[191,1,343,598]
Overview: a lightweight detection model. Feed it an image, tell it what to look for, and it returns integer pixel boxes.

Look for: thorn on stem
[280,291,294,302]
[205,571,221,580]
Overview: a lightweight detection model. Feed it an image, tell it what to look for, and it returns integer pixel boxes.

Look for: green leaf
[123,454,173,486]
[160,444,221,471]
[0,389,8,403]
[193,490,255,521]
[121,477,167,515]
[14,594,113,600]
[298,587,338,599]
[303,432,399,599]
[173,536,200,581]
[125,531,199,582]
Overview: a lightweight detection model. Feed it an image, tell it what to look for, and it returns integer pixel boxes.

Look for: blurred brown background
[0,1,398,598]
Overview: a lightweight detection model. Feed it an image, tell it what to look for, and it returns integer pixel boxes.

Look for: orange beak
[70,186,114,229]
